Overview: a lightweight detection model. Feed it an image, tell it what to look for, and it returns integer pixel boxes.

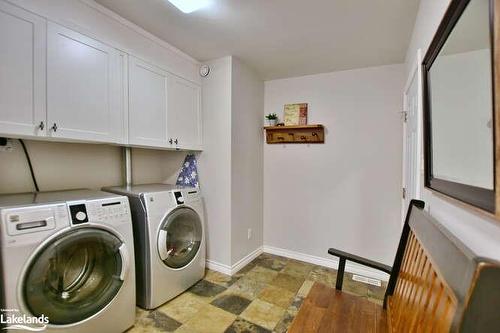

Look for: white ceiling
[95,0,420,80]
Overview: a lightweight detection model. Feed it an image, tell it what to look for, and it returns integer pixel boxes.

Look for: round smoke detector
[199,64,210,77]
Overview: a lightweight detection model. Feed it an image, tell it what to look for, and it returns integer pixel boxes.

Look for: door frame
[401,49,424,223]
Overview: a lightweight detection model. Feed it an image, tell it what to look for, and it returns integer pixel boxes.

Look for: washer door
[22,227,129,325]
[157,207,202,269]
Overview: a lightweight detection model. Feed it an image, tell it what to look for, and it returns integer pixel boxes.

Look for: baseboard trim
[207,245,390,281]
[231,246,263,275]
[262,245,390,282]
[206,246,263,276]
[205,260,232,276]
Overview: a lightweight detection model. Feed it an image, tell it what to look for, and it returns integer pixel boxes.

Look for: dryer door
[157,207,202,269]
[22,227,127,325]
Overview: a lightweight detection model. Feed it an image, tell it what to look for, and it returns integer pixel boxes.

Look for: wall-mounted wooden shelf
[264,124,324,144]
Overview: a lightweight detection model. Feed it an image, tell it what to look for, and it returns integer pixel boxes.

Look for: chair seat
[288,282,388,333]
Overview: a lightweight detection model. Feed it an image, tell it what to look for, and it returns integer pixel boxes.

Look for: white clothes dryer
[103,184,205,309]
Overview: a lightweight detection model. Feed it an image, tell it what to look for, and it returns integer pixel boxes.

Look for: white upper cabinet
[167,74,202,150]
[47,22,124,143]
[128,56,169,148]
[0,1,46,137]
[0,1,202,150]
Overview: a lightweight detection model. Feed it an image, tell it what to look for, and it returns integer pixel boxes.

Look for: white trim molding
[206,246,263,276]
[206,245,390,281]
[401,48,424,224]
[263,245,390,282]
[231,246,263,275]
[206,259,232,276]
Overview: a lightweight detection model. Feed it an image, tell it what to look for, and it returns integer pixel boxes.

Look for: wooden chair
[289,200,500,332]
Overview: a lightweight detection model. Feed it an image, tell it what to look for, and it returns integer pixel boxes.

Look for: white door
[402,50,423,220]
[128,56,169,148]
[0,1,46,137]
[47,22,123,143]
[167,74,202,150]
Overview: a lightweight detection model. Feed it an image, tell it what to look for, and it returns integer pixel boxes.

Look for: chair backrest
[385,201,500,332]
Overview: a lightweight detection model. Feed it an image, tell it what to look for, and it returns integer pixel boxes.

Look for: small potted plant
[265,113,278,126]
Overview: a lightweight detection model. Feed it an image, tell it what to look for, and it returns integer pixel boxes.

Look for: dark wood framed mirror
[423,0,499,215]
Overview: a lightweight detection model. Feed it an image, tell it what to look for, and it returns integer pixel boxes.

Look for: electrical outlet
[0,138,14,152]
[247,228,252,240]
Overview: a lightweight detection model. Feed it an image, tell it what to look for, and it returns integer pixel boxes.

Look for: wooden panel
[288,283,388,333]
[264,125,324,144]
[387,230,457,333]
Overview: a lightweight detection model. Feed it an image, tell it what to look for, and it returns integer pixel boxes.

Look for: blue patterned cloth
[176,154,199,188]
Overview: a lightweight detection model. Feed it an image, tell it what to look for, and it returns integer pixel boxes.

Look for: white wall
[263,64,406,266]
[198,57,233,267]
[405,0,451,77]
[198,56,264,269]
[406,0,500,261]
[231,58,264,265]
[0,140,186,194]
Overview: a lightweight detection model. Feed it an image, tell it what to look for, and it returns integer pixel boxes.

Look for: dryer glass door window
[22,228,125,325]
[158,207,202,269]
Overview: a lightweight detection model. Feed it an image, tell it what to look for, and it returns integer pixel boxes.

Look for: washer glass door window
[23,228,126,325]
[158,207,202,269]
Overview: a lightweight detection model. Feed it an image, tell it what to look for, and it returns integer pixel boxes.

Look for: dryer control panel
[71,198,130,225]
[173,189,200,205]
[173,191,184,205]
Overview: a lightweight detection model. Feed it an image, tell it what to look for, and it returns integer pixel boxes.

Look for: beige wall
[0,139,186,194]
[198,56,233,266]
[198,56,265,268]
[263,64,406,267]
[231,57,264,265]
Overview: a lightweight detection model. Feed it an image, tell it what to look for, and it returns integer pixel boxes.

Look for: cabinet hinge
[401,111,408,123]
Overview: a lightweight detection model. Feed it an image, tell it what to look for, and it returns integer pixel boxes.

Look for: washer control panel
[72,198,130,225]
[69,204,88,225]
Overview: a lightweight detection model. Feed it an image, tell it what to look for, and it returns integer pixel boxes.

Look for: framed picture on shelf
[284,103,308,126]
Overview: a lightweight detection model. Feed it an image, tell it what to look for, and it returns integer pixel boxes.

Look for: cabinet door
[0,1,46,137]
[167,74,202,150]
[116,52,129,144]
[47,22,123,143]
[129,56,169,148]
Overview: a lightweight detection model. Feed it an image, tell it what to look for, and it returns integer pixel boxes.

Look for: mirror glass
[428,0,494,190]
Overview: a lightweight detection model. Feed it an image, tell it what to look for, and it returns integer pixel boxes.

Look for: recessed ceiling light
[167,0,212,13]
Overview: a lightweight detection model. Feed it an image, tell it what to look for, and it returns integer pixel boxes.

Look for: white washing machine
[0,190,136,333]
[103,184,205,309]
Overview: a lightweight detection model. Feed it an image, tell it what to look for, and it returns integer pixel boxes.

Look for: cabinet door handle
[169,138,173,144]
[51,123,58,132]
[38,121,45,131]
[174,139,178,145]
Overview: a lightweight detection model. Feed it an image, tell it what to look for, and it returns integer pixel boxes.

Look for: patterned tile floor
[128,253,387,333]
